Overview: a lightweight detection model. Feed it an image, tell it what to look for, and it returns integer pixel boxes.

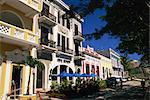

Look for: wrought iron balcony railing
[41,10,56,22]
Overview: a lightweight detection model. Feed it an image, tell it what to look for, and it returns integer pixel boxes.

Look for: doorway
[12,65,23,95]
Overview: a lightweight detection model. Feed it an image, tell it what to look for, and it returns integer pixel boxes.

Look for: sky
[64,0,141,60]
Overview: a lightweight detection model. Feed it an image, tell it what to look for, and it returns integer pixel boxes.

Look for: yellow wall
[0,63,7,98]
[100,55,112,77]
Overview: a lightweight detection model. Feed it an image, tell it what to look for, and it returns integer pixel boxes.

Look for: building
[98,48,124,78]
[0,0,42,99]
[99,54,112,80]
[81,46,101,78]
[36,0,84,92]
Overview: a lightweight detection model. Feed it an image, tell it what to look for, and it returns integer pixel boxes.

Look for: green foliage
[24,56,44,71]
[49,78,107,98]
[51,81,59,92]
[98,80,107,89]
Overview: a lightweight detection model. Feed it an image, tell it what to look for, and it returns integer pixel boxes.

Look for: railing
[66,48,73,54]
[74,31,83,37]
[0,21,39,45]
[20,0,42,12]
[41,39,56,48]
[57,45,73,54]
[7,81,22,99]
[41,10,56,22]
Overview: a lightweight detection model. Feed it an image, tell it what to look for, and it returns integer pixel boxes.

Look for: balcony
[57,45,73,55]
[0,0,42,17]
[0,21,39,46]
[40,39,57,52]
[39,10,56,26]
[74,51,85,60]
[73,31,84,41]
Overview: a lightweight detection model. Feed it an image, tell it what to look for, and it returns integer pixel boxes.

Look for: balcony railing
[41,10,56,22]
[74,31,84,41]
[0,21,38,45]
[74,31,83,37]
[57,45,73,54]
[75,51,84,57]
[41,39,56,48]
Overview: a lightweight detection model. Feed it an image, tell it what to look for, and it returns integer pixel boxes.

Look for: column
[66,67,69,81]
[0,61,12,99]
[57,66,60,84]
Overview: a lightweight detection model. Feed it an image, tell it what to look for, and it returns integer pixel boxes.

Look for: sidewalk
[95,80,150,100]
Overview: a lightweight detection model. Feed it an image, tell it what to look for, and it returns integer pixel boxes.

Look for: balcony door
[41,26,49,45]
[74,24,78,35]
[62,36,65,52]
[75,43,79,55]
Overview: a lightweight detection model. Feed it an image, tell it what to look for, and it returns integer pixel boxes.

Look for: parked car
[105,77,118,87]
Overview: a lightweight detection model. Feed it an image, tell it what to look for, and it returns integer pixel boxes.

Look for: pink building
[81,46,102,78]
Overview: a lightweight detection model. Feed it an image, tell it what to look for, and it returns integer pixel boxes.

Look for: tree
[25,56,44,94]
[68,0,149,65]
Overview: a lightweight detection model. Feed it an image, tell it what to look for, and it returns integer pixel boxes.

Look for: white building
[36,0,84,92]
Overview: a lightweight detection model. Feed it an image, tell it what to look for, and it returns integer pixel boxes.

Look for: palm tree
[120,54,132,77]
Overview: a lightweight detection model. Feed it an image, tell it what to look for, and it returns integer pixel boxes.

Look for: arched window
[0,11,23,28]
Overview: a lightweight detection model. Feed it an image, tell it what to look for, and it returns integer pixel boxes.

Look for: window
[67,38,69,49]
[103,67,105,78]
[58,11,60,23]
[62,15,65,26]
[57,33,60,46]
[96,66,99,76]
[91,65,95,74]
[86,64,89,74]
[74,24,78,35]
[50,28,53,34]
[67,19,70,29]
[42,3,49,17]
[62,35,65,52]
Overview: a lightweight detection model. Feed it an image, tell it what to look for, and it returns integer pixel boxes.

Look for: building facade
[0,0,42,99]
[81,46,102,78]
[99,54,112,80]
[36,0,84,92]
[98,48,124,78]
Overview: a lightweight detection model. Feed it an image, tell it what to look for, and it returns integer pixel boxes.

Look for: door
[41,26,49,45]
[36,69,43,88]
[12,66,23,95]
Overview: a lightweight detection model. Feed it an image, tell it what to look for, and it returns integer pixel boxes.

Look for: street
[97,80,150,100]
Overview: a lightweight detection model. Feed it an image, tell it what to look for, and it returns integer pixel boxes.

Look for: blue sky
[64,0,141,60]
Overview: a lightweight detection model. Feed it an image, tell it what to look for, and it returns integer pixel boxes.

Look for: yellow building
[0,0,42,99]
[99,54,112,80]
